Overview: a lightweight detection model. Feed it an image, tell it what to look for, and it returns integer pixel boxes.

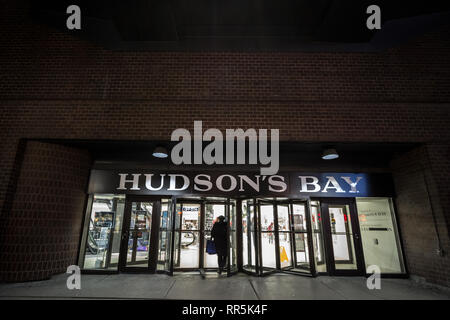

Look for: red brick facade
[0,1,449,285]
[0,141,91,282]
[391,145,450,286]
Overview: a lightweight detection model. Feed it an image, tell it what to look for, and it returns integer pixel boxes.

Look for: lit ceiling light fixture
[322,148,339,160]
[152,146,168,158]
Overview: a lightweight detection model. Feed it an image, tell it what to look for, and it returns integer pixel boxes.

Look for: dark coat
[211,221,228,255]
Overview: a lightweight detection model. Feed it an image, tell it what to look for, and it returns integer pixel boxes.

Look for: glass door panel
[291,203,311,271]
[259,203,276,273]
[82,194,125,270]
[174,203,201,269]
[240,199,315,276]
[356,197,406,274]
[125,202,153,268]
[228,201,238,275]
[277,204,293,269]
[329,205,357,270]
[204,203,226,268]
[242,200,257,273]
[171,199,238,274]
[179,231,200,268]
[157,198,173,272]
[320,200,364,276]
[310,201,327,273]
[293,233,309,267]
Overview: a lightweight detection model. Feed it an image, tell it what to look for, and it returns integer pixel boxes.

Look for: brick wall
[391,145,450,287]
[0,141,91,282]
[1,2,450,103]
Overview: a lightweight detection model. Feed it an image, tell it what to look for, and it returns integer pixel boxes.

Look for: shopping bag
[206,239,216,254]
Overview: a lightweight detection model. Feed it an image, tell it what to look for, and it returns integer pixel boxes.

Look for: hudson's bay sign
[88,170,394,198]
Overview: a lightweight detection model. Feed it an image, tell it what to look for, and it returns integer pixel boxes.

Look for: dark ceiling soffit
[33,6,450,52]
[32,138,419,152]
[30,139,418,169]
[98,11,450,52]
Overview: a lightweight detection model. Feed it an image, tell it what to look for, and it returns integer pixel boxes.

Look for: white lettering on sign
[238,175,260,192]
[194,174,213,191]
[115,173,365,194]
[168,174,190,191]
[216,174,238,192]
[341,176,363,193]
[117,173,141,190]
[299,176,321,192]
[322,176,345,193]
[268,175,287,193]
[144,174,165,191]
[299,175,363,193]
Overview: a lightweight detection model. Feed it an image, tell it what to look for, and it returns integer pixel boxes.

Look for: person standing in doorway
[211,215,228,275]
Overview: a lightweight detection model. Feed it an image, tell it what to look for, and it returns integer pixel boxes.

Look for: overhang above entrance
[33,1,450,51]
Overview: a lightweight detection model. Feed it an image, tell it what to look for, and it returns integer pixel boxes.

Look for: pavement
[0,272,449,300]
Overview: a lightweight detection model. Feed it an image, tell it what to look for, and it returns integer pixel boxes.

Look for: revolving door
[241,198,315,276]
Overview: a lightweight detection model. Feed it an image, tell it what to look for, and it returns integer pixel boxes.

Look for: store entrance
[118,196,163,272]
[114,196,365,276]
[320,199,365,276]
[173,199,238,276]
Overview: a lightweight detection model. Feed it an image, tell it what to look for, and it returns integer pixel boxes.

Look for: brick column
[391,144,450,287]
[0,141,91,282]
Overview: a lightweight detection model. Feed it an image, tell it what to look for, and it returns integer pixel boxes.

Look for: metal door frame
[320,198,366,276]
[118,195,162,273]
[172,198,238,275]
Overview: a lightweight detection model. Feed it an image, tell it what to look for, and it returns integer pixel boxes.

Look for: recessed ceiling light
[152,146,168,158]
[322,148,339,160]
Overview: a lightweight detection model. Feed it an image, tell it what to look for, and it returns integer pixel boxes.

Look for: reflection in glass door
[125,202,153,267]
[310,201,327,273]
[321,200,365,275]
[174,203,201,269]
[258,203,277,274]
[242,199,257,274]
[227,201,238,275]
[277,204,292,269]
[290,203,312,272]
[329,205,357,269]
[241,199,314,276]
[119,198,161,272]
[81,194,125,270]
[157,199,173,273]
[276,201,313,273]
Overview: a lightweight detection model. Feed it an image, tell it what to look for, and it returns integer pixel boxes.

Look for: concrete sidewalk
[0,273,449,300]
